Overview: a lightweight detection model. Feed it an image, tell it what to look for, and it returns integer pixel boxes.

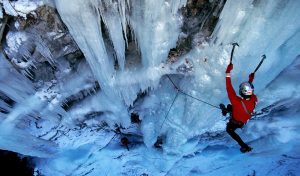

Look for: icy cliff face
[52,0,300,152]
[0,0,300,175]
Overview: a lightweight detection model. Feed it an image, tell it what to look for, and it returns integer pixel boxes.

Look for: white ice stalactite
[128,0,186,67]
[0,53,34,104]
[54,0,130,128]
[55,0,114,91]
[54,0,186,108]
[98,0,126,70]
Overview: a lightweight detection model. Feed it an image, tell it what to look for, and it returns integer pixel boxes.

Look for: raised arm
[225,64,239,103]
[248,73,255,83]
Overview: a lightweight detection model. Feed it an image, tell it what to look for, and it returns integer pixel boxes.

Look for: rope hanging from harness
[161,45,266,128]
[160,90,180,130]
[159,75,221,132]
[166,75,221,110]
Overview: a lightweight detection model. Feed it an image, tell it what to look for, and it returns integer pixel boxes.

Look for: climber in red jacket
[221,63,257,153]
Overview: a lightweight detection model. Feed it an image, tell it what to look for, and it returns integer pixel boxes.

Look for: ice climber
[220,63,257,153]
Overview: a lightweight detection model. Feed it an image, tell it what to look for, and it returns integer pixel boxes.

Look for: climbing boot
[240,145,252,153]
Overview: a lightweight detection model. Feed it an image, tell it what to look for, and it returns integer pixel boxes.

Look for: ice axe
[230,42,239,63]
[254,54,266,73]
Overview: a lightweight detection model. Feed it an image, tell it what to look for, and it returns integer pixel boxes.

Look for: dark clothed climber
[221,63,257,153]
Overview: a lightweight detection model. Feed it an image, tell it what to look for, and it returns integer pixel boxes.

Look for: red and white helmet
[239,82,254,97]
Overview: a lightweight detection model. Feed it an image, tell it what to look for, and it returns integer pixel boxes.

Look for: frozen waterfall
[52,0,300,152]
[0,0,299,175]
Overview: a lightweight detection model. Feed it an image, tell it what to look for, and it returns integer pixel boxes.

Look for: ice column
[129,0,186,67]
[55,0,114,91]
[55,0,187,106]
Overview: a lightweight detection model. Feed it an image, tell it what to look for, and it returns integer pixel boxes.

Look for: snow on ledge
[2,0,44,18]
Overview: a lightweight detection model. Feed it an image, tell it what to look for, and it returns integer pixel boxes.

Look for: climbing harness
[240,100,252,116]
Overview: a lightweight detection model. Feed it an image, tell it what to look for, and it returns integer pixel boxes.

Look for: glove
[249,72,255,82]
[219,104,227,116]
[225,63,233,73]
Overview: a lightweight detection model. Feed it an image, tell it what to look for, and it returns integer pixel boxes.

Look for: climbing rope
[159,75,221,131]
[160,74,270,133]
[160,90,180,130]
[166,75,221,109]
[179,91,220,109]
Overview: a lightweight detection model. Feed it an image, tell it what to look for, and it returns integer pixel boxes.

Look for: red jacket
[226,76,257,123]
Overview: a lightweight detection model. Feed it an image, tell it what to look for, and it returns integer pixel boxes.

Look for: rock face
[4,5,80,82]
[168,0,226,62]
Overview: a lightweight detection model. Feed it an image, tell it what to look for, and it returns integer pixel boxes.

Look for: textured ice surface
[54,0,186,104]
[0,0,299,175]
[137,0,300,151]
[35,57,300,176]
[47,0,300,152]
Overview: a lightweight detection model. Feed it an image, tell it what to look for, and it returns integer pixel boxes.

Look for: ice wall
[211,0,300,91]
[2,0,298,157]
[52,0,300,153]
[0,53,59,157]
[0,124,58,158]
[139,0,300,152]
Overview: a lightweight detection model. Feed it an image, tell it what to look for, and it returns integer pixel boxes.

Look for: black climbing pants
[226,119,248,148]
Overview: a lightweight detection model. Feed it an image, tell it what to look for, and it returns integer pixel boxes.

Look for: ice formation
[2,0,44,18]
[0,0,299,175]
[54,0,187,106]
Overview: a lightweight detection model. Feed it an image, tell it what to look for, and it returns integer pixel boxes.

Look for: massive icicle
[55,0,114,91]
[54,0,186,109]
[128,0,186,67]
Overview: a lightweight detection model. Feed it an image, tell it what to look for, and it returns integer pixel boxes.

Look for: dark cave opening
[0,149,34,176]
